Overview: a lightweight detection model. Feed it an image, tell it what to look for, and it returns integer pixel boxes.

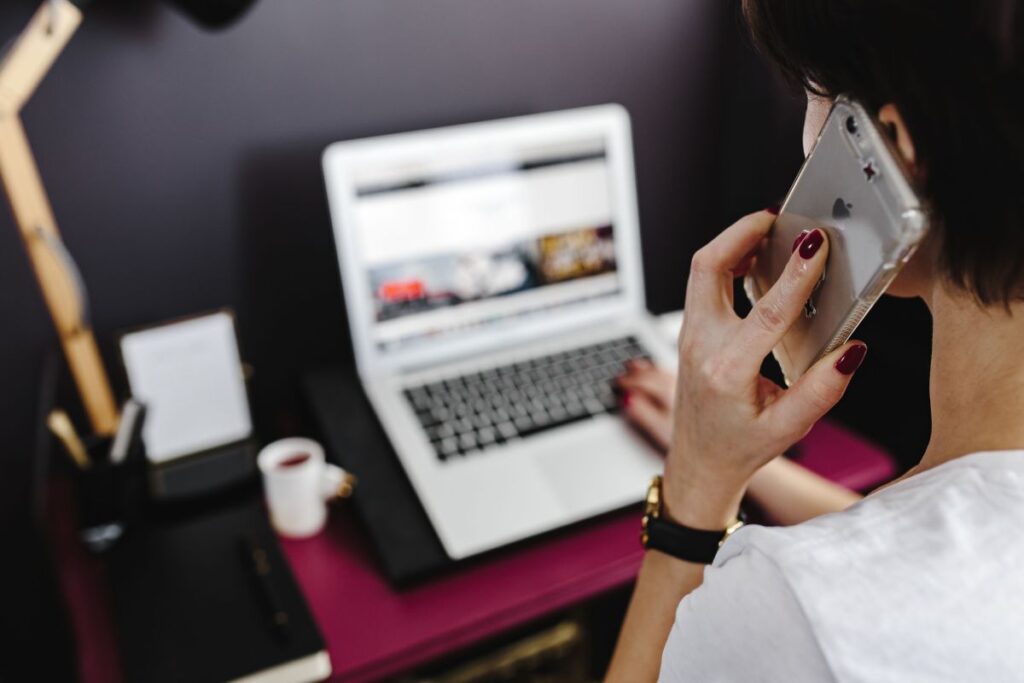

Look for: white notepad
[120,311,252,463]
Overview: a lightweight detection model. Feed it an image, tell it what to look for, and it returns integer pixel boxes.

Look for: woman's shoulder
[724,449,1024,570]
[698,450,1024,681]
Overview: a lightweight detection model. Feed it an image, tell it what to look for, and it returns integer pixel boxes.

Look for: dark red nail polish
[799,229,824,259]
[835,344,868,375]
[791,230,810,252]
[620,391,632,408]
[765,204,781,216]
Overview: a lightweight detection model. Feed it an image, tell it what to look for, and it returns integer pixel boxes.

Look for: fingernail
[765,203,781,216]
[620,391,632,408]
[799,229,824,260]
[835,344,868,375]
[791,230,810,253]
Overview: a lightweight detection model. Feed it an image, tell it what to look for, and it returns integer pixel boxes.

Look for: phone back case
[745,97,927,384]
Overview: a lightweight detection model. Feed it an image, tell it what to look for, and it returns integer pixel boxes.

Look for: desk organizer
[72,438,139,552]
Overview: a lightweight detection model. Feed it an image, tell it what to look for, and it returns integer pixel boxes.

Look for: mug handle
[320,463,357,501]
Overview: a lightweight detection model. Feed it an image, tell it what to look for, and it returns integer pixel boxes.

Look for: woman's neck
[915,284,1024,474]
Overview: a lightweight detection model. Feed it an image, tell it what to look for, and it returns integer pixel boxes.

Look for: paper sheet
[120,312,252,463]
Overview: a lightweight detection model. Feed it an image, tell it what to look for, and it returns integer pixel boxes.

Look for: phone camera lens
[845,116,858,135]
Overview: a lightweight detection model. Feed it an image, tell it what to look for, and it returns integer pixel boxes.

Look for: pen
[47,409,91,470]
[109,399,145,464]
[239,535,290,641]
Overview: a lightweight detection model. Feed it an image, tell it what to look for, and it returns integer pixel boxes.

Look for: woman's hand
[616,359,864,526]
[663,211,867,529]
[616,360,676,451]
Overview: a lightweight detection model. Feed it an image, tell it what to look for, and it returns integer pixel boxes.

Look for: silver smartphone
[745,96,929,385]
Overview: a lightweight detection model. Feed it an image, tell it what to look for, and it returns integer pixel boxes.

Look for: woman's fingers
[622,392,673,453]
[725,228,830,373]
[616,363,675,409]
[684,211,776,319]
[760,340,867,440]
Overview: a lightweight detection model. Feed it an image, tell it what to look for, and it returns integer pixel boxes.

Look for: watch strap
[644,515,728,564]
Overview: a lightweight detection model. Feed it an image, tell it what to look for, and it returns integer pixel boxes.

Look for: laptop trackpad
[529,415,663,514]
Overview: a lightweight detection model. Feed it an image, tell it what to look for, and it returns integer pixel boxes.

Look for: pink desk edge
[59,417,894,683]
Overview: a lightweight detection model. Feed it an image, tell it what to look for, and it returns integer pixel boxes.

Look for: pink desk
[280,418,893,682]
[61,417,894,683]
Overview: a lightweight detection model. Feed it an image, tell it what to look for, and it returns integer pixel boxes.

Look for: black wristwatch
[640,476,745,564]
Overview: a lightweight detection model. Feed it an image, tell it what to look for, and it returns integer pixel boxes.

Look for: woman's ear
[878,104,917,168]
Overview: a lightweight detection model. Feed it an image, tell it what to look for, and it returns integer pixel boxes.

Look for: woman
[606,1,1024,680]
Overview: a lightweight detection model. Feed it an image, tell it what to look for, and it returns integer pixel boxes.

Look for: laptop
[322,105,675,560]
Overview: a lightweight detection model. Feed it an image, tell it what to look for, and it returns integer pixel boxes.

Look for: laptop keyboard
[404,336,652,461]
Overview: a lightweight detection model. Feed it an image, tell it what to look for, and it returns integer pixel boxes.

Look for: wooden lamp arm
[0,0,119,436]
[0,0,81,111]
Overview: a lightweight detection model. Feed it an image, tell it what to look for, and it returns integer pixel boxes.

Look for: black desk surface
[304,368,450,585]
[107,499,326,683]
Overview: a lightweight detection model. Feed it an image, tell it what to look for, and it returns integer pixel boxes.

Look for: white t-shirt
[659,450,1024,682]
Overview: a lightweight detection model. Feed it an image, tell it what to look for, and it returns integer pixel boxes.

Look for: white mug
[257,437,348,538]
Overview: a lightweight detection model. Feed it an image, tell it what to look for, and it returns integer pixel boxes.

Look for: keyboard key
[530,411,552,430]
[565,401,587,418]
[435,437,459,461]
[496,422,518,440]
[477,427,496,445]
[599,392,619,411]
[459,433,478,451]
[514,415,534,432]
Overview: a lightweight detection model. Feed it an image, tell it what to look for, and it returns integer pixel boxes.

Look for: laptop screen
[351,138,623,354]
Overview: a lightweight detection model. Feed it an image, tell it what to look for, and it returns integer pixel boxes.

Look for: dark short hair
[742,0,1024,305]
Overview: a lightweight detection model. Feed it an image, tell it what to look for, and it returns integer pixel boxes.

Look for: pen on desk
[109,399,145,464]
[47,409,91,470]
[239,535,290,641]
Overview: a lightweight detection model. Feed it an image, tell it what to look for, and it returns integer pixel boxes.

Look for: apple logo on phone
[832,198,852,220]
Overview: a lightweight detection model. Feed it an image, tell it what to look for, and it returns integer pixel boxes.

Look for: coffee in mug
[257,437,353,538]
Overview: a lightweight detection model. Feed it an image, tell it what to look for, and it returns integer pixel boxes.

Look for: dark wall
[0,0,733,446]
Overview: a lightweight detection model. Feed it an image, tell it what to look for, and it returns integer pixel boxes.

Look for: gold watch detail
[641,475,745,549]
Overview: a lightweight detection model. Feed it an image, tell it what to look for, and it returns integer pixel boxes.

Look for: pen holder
[72,438,138,553]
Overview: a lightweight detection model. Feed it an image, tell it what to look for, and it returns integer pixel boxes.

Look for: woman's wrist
[662,456,748,530]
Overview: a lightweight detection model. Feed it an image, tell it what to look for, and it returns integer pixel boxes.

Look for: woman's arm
[747,456,862,525]
[605,388,860,681]
[616,363,861,526]
[605,552,705,681]
[607,212,867,681]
